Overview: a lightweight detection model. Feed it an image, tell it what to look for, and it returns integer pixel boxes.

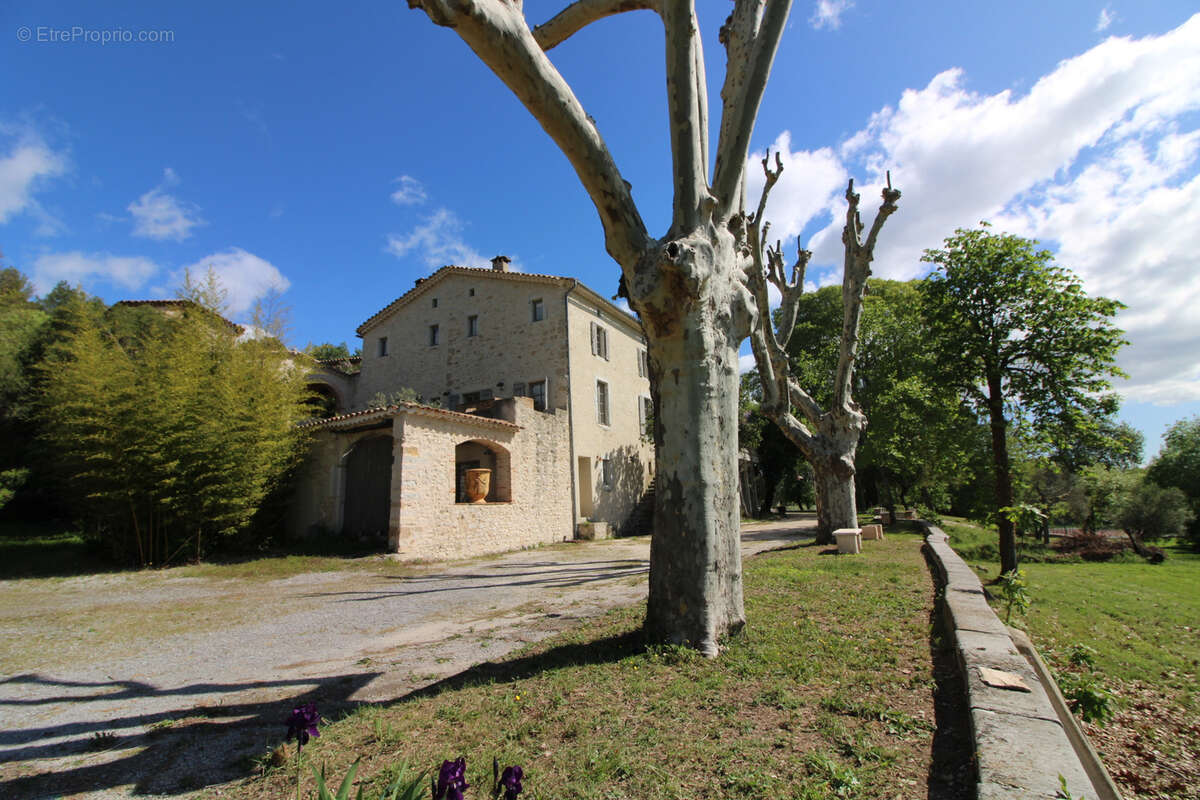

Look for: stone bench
[833,527,862,554]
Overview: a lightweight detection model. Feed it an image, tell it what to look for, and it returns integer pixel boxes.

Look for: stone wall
[355,273,571,412]
[391,398,573,560]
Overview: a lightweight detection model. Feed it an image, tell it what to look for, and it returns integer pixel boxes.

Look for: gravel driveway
[0,517,815,799]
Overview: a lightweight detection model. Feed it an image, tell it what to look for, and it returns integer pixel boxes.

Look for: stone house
[290,257,656,560]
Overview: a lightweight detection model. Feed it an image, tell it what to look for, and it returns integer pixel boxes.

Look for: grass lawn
[940,517,1200,800]
[228,531,970,800]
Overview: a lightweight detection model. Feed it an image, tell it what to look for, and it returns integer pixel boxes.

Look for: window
[638,395,653,432]
[529,380,546,412]
[601,458,613,490]
[467,315,479,337]
[531,298,544,322]
[596,380,610,426]
[378,336,389,357]
[590,322,609,360]
[512,382,526,397]
[429,324,439,346]
[637,348,648,377]
[469,287,475,297]
[431,297,438,308]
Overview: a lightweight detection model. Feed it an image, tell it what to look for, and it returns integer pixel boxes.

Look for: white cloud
[386,208,489,269]
[738,353,757,374]
[31,251,158,293]
[128,168,205,241]
[747,131,847,244]
[810,0,853,30]
[751,13,1200,404]
[0,126,68,226]
[178,248,290,316]
[1096,7,1115,32]
[390,175,428,206]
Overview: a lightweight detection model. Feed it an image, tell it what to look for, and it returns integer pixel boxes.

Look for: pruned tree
[408,0,804,654]
[744,153,900,542]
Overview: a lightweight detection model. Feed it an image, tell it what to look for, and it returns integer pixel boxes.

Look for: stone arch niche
[454,439,511,503]
[306,382,342,418]
[342,435,393,544]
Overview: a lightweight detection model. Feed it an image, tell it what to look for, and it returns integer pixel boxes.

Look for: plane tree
[744,156,900,542]
[407,0,830,654]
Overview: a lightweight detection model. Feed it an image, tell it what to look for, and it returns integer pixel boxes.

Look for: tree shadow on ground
[0,671,378,799]
[0,629,641,798]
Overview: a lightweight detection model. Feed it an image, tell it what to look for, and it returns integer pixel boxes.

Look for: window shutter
[590,322,598,355]
[513,382,526,397]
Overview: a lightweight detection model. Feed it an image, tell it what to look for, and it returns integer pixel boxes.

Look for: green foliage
[36,287,311,565]
[1056,773,1089,800]
[1056,670,1114,726]
[921,225,1126,570]
[1117,479,1193,541]
[312,758,362,800]
[997,569,1031,623]
[1147,416,1200,549]
[305,341,361,361]
[367,388,424,408]
[0,468,29,511]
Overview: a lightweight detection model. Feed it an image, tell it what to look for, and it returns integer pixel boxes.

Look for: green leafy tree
[37,287,311,565]
[1146,416,1200,549]
[920,225,1126,575]
[304,341,360,361]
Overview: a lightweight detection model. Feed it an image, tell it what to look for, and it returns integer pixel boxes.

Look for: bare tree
[745,154,900,542]
[408,0,798,655]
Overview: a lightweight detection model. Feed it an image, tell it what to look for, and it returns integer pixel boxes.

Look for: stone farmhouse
[289,257,656,561]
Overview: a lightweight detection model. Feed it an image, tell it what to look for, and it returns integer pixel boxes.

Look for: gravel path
[0,517,815,799]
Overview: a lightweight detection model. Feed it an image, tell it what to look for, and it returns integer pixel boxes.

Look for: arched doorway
[343,436,393,544]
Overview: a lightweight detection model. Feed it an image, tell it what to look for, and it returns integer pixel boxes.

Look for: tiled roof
[354,264,643,338]
[300,401,521,432]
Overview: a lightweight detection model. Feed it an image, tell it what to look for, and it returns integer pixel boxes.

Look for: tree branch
[409,0,651,266]
[532,0,660,51]
[663,0,709,231]
[711,0,794,216]
[832,176,901,412]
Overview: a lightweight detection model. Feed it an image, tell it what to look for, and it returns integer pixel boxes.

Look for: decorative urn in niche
[464,468,491,503]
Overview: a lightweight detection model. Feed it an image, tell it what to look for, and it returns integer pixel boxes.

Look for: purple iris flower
[434,757,469,800]
[284,703,321,748]
[500,765,523,800]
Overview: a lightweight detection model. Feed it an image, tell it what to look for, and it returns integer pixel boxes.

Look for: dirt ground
[0,517,815,799]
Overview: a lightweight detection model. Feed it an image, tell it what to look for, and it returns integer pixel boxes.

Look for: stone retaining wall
[923,526,1113,800]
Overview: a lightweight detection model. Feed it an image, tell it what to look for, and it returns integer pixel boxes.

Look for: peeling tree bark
[408,0,791,655]
[745,157,900,543]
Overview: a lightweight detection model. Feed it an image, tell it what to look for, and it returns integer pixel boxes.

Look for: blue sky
[3,1,1198,457]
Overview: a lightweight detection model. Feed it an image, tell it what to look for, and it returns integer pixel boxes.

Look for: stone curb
[922,525,1114,800]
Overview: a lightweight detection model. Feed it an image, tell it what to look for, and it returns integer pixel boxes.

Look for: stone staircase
[623,477,656,536]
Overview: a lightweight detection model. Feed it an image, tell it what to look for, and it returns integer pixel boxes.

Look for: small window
[469,287,475,297]
[601,458,614,490]
[590,322,609,360]
[637,349,648,378]
[431,297,438,308]
[596,380,610,426]
[429,324,439,346]
[513,382,526,397]
[529,380,546,412]
[531,298,544,322]
[378,336,389,357]
[467,315,479,337]
[638,395,653,430]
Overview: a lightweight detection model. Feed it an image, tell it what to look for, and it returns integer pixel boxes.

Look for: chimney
[491,255,511,272]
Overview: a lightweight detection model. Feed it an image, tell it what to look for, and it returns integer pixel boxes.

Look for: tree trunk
[639,237,750,657]
[809,414,861,543]
[757,479,778,519]
[987,374,1018,574]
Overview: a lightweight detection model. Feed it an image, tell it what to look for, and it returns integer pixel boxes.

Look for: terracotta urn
[464,468,491,503]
